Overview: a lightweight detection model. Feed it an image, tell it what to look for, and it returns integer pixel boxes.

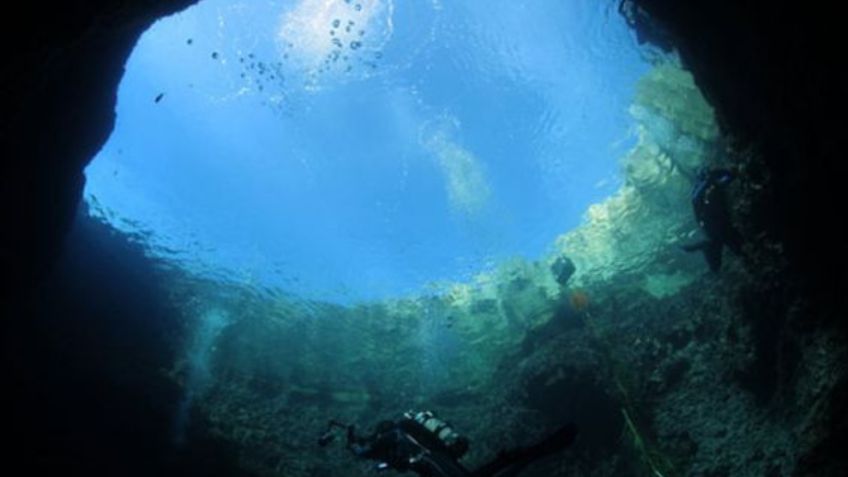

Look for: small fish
[154,93,165,103]
[211,51,219,59]
[186,38,193,45]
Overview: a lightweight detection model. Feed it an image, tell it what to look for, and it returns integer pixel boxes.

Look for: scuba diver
[318,410,578,477]
[681,167,743,272]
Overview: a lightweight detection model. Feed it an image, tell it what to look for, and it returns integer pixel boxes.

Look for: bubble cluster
[189,1,401,111]
[277,0,394,88]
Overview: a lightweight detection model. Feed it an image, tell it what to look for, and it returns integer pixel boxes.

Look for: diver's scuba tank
[404,410,469,459]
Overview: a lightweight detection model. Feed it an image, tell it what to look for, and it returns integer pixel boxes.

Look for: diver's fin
[471,423,577,477]
[528,423,578,462]
[681,240,710,253]
[682,240,724,271]
[704,242,723,272]
[724,228,744,256]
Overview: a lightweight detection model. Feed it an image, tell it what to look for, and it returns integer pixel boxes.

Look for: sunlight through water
[84,0,650,303]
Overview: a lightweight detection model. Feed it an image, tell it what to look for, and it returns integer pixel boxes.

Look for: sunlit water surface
[85,0,649,303]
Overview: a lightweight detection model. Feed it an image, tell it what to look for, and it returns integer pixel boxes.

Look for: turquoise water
[84,0,650,303]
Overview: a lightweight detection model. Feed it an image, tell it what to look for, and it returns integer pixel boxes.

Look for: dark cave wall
[2,0,198,295]
[1,2,240,475]
[4,209,241,476]
[624,2,846,473]
[626,0,844,308]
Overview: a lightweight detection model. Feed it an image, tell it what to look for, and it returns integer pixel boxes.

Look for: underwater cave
[2,1,845,476]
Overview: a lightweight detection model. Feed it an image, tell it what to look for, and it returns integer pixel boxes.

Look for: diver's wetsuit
[346,419,577,477]
[683,168,743,272]
[348,419,471,477]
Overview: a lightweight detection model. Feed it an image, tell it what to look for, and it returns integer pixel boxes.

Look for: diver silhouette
[681,167,743,272]
[318,410,578,477]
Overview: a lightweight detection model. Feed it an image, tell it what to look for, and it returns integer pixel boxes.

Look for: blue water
[84,0,649,303]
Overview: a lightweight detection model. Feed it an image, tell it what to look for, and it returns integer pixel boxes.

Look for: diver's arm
[349,441,374,457]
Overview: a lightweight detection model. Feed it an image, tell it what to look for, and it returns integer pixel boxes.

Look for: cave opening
[83,0,653,304]
[19,0,848,476]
